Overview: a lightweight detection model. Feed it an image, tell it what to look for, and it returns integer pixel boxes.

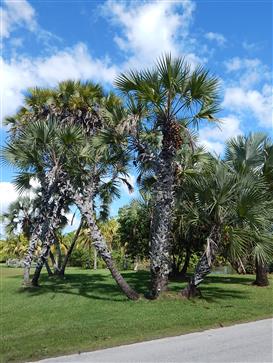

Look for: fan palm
[180,159,273,298]
[3,119,80,285]
[115,54,220,297]
[225,133,273,286]
[3,82,139,299]
[1,196,35,240]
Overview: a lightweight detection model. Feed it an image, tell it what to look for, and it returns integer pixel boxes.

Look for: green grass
[1,265,272,363]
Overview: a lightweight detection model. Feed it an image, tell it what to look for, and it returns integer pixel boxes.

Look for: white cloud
[224,57,270,88]
[1,43,117,120]
[102,0,199,69]
[0,180,39,216]
[0,182,19,213]
[205,32,226,46]
[242,41,260,52]
[1,0,37,38]
[222,87,272,129]
[222,57,272,129]
[199,115,243,154]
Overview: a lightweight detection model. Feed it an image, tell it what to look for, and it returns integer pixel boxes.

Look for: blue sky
[1,0,272,232]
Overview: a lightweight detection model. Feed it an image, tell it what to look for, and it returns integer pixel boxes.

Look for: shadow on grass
[14,269,253,303]
[169,273,254,285]
[16,270,150,302]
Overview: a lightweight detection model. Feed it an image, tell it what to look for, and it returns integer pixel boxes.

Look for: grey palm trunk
[31,188,70,286]
[149,119,177,298]
[181,226,220,298]
[23,224,42,285]
[23,167,71,286]
[74,183,139,300]
[23,168,61,286]
[150,158,175,297]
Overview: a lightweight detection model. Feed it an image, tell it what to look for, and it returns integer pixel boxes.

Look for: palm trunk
[181,227,219,298]
[31,195,68,285]
[253,258,269,286]
[75,191,139,300]
[32,244,51,286]
[59,220,83,276]
[22,166,62,286]
[23,225,42,286]
[180,248,191,277]
[150,157,175,298]
[49,251,58,274]
[44,259,53,276]
[93,247,97,270]
[55,240,62,272]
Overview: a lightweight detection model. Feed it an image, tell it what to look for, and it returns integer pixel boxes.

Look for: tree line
[2,55,273,300]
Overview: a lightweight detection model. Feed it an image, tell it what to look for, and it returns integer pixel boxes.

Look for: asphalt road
[34,318,273,363]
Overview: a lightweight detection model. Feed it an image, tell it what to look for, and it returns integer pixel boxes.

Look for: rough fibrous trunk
[31,188,70,285]
[74,185,139,300]
[31,170,71,286]
[23,224,42,285]
[253,258,269,286]
[181,227,219,299]
[150,148,175,298]
[23,167,62,286]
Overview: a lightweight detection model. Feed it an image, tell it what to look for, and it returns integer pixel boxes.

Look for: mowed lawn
[1,265,272,363]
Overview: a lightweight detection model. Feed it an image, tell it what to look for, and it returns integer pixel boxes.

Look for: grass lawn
[1,265,272,363]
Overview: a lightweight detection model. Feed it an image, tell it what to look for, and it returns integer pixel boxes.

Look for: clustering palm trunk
[23,168,61,286]
[74,184,139,300]
[31,183,70,286]
[23,224,42,285]
[181,227,220,298]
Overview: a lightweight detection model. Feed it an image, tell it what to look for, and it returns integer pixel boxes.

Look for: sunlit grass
[1,265,272,362]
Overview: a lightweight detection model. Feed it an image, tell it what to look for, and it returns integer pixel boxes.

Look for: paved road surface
[34,319,273,363]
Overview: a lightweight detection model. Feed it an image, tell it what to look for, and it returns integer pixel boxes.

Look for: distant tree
[117,197,150,268]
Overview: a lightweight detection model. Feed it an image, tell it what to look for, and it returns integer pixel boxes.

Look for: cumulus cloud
[199,115,243,154]
[205,32,226,46]
[1,43,117,120]
[222,57,272,129]
[102,0,200,69]
[222,86,272,129]
[1,0,37,38]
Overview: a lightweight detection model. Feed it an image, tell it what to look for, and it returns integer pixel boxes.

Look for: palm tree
[225,133,273,286]
[180,158,273,298]
[115,55,220,297]
[3,119,79,285]
[1,196,35,240]
[4,82,139,299]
